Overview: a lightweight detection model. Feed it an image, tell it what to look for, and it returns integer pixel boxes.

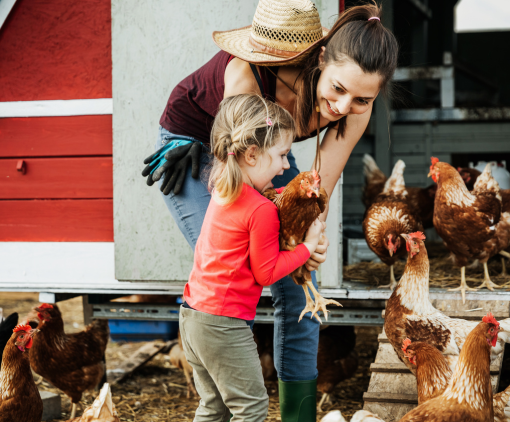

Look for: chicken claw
[299,285,322,323]
[476,262,503,291]
[377,264,398,291]
[448,266,477,304]
[306,282,342,323]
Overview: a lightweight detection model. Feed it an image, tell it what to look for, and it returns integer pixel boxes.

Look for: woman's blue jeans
[156,126,319,382]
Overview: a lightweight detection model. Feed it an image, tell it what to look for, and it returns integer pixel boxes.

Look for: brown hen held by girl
[363,160,423,290]
[263,170,340,323]
[29,303,109,419]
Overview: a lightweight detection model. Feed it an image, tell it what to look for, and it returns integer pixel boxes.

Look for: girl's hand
[303,219,323,255]
[305,231,329,272]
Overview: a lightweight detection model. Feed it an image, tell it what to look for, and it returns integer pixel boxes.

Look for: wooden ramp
[363,299,509,422]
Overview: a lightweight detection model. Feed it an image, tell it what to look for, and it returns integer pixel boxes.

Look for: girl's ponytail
[210,94,295,205]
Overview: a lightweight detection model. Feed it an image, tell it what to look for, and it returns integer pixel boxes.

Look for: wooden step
[363,392,418,405]
[364,304,507,422]
[370,361,502,375]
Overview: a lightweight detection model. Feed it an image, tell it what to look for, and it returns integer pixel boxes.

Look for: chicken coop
[1,0,510,325]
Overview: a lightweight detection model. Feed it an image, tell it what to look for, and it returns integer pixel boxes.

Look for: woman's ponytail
[295,2,398,139]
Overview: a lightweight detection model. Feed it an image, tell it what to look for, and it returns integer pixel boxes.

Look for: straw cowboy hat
[212,0,329,66]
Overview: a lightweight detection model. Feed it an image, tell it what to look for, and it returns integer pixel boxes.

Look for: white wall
[112,0,339,282]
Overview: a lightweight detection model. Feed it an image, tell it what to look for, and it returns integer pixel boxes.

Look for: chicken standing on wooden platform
[66,383,120,422]
[398,315,499,422]
[362,154,436,229]
[29,303,110,419]
[430,158,510,301]
[384,231,510,374]
[402,337,510,422]
[362,160,423,290]
[0,323,43,422]
[263,170,340,323]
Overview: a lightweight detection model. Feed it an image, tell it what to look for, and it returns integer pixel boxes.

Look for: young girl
[179,94,323,422]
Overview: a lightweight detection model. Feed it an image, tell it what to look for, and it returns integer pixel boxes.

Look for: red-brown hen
[29,303,109,419]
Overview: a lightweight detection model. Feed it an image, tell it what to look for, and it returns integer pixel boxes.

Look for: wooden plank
[0,157,113,199]
[370,363,411,373]
[0,0,112,101]
[364,402,414,422]
[0,199,113,241]
[0,116,112,157]
[108,340,175,385]
[363,392,418,404]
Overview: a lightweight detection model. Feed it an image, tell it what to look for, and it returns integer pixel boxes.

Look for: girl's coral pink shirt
[184,184,310,320]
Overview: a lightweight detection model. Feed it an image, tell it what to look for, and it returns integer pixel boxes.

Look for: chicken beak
[389,249,394,257]
[29,328,40,337]
[427,170,432,178]
[400,233,410,242]
[313,187,320,197]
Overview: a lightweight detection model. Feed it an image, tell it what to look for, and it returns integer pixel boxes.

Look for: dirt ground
[0,292,380,422]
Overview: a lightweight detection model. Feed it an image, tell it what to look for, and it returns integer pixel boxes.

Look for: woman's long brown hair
[294,2,399,140]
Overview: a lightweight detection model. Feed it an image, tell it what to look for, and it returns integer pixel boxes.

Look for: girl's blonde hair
[210,94,295,205]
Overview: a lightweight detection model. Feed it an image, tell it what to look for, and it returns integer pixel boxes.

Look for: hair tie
[228,152,235,156]
[266,117,273,126]
[368,17,380,22]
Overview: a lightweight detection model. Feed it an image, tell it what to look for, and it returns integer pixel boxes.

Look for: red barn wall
[0,0,113,242]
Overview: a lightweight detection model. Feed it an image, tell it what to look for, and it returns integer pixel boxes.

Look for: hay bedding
[0,294,380,421]
[41,327,380,421]
[344,242,510,289]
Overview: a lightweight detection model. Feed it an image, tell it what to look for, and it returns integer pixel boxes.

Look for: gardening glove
[142,139,202,195]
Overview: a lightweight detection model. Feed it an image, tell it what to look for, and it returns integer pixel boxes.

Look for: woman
[143,1,398,419]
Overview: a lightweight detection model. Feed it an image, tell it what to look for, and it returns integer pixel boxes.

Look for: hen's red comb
[430,157,439,166]
[402,338,412,353]
[38,303,53,309]
[312,170,320,188]
[409,232,426,241]
[13,324,32,333]
[483,312,499,327]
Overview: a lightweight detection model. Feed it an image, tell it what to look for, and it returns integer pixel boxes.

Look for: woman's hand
[305,223,329,272]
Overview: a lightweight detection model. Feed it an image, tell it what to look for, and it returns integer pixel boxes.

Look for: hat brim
[212,26,329,67]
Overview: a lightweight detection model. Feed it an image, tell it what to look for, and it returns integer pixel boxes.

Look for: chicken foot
[318,392,332,412]
[306,281,341,323]
[501,251,510,278]
[299,285,322,323]
[476,262,503,291]
[70,401,82,419]
[377,264,398,291]
[448,266,477,304]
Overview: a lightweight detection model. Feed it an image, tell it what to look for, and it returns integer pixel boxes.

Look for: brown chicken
[29,303,110,419]
[252,324,276,381]
[362,154,436,229]
[169,331,197,398]
[398,315,499,422]
[317,325,358,411]
[430,158,510,301]
[363,160,423,290]
[402,338,510,422]
[384,231,510,375]
[0,323,43,422]
[66,383,120,422]
[263,170,340,323]
[458,167,482,191]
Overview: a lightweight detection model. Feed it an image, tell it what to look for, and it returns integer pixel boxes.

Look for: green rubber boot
[278,378,317,422]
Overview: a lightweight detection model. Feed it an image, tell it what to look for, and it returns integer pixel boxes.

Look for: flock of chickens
[0,303,114,422]
[362,155,510,302]
[323,231,510,422]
